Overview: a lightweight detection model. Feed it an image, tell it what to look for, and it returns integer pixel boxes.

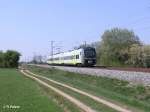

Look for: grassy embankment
[35,74,117,112]
[27,65,150,112]
[0,69,80,112]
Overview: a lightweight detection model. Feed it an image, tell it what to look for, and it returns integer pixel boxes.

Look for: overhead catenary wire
[127,16,150,26]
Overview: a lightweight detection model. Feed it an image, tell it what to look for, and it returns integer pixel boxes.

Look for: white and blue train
[47,47,96,66]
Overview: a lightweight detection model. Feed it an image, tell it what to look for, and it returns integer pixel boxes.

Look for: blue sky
[0,0,150,61]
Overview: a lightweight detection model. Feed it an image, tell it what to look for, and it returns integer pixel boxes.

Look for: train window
[63,55,74,60]
[53,57,59,60]
[84,49,96,58]
[76,55,79,59]
[49,58,53,61]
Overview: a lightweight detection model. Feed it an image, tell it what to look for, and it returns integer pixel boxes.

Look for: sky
[0,0,150,61]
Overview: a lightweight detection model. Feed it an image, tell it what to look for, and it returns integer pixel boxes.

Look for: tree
[4,50,21,68]
[99,28,141,66]
[31,55,44,64]
[0,51,4,67]
[128,44,150,67]
[0,50,21,68]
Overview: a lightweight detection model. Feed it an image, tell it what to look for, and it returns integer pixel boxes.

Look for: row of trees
[0,50,21,68]
[30,55,46,64]
[95,28,150,67]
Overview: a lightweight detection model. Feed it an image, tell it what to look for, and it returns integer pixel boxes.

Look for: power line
[134,26,150,31]
[123,16,150,27]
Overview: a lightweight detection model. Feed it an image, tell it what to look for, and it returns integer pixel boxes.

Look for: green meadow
[0,69,65,112]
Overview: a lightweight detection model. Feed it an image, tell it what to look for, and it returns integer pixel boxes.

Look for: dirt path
[20,70,95,112]
[25,70,133,112]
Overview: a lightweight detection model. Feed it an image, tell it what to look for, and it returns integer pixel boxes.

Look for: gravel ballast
[35,65,150,86]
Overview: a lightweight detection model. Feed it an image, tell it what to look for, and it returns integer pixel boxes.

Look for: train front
[83,47,96,66]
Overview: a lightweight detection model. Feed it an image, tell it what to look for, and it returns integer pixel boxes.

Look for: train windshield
[84,48,96,58]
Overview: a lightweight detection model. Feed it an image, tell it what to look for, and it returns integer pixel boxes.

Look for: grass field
[27,65,150,112]
[0,69,80,112]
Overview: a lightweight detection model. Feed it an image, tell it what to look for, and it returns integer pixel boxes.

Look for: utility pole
[50,41,63,61]
[51,41,54,61]
[56,47,61,54]
[84,41,87,47]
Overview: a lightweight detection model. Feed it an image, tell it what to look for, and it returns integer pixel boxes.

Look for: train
[47,47,96,66]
